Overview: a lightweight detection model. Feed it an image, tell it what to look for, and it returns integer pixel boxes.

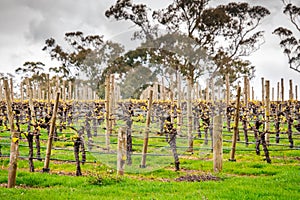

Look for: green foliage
[120,66,157,99]
[273,0,300,73]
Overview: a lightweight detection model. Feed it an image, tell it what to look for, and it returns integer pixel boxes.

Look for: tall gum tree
[106,0,270,152]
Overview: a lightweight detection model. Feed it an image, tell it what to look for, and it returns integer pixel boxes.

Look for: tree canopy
[273,0,300,73]
[42,31,124,92]
[105,0,270,85]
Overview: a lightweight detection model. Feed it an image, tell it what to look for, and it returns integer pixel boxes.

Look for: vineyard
[0,75,299,199]
[0,81,299,172]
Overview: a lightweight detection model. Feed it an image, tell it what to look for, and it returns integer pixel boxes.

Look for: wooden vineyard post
[10,78,14,101]
[229,86,241,161]
[213,115,223,173]
[289,79,293,100]
[187,77,193,152]
[56,76,60,96]
[296,85,298,100]
[105,76,111,151]
[38,85,42,100]
[110,75,115,126]
[43,92,60,173]
[27,79,37,172]
[277,82,280,102]
[62,80,66,101]
[47,74,50,103]
[272,87,274,102]
[244,76,248,107]
[261,77,264,105]
[140,90,153,168]
[177,71,182,136]
[247,78,250,102]
[4,80,18,188]
[199,85,202,100]
[117,127,127,176]
[68,81,72,100]
[265,80,270,145]
[281,78,284,102]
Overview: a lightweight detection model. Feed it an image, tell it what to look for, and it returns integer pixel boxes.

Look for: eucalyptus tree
[273,0,300,73]
[106,0,270,152]
[42,31,124,96]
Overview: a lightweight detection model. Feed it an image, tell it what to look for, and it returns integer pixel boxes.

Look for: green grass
[0,116,300,199]
[0,158,299,200]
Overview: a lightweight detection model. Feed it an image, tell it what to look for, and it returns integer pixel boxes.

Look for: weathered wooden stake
[110,75,115,126]
[140,90,153,168]
[27,79,36,122]
[62,80,66,101]
[247,78,250,102]
[272,87,274,101]
[229,86,241,161]
[117,127,127,176]
[68,81,72,100]
[277,82,280,102]
[10,78,14,101]
[187,78,193,152]
[213,115,223,172]
[244,76,248,107]
[4,79,18,188]
[265,80,270,145]
[105,76,111,151]
[43,92,60,173]
[47,74,50,103]
[289,79,293,101]
[177,72,182,136]
[27,79,37,172]
[281,78,284,102]
[295,85,298,100]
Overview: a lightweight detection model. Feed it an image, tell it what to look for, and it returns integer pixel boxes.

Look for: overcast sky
[0,0,299,99]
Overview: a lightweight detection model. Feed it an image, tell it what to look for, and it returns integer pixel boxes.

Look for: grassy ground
[0,149,299,200]
[0,117,299,199]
